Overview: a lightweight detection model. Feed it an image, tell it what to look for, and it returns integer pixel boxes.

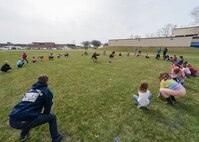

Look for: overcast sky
[0,0,198,45]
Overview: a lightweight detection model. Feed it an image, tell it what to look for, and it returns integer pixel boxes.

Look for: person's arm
[160,80,166,88]
[43,89,53,114]
[6,64,12,69]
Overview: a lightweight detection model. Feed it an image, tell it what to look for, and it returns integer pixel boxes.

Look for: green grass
[0,47,199,142]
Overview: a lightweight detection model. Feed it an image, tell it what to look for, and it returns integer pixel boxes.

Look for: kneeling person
[92,52,100,62]
[9,74,64,142]
[1,61,12,72]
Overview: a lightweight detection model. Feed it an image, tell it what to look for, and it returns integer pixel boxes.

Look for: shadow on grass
[174,101,199,117]
[141,105,185,130]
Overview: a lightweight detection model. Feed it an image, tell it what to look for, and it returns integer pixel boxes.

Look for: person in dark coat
[9,74,64,142]
[1,61,12,72]
[163,47,168,58]
[108,51,115,63]
[92,52,100,62]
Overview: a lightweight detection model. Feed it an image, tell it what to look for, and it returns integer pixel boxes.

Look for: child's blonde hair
[139,82,148,93]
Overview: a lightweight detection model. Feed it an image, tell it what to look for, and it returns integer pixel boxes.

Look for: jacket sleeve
[160,80,166,88]
[43,89,53,114]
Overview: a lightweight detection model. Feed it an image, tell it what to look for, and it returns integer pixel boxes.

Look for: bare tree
[134,35,141,39]
[130,34,134,39]
[191,6,199,24]
[129,34,141,39]
[145,33,155,38]
[156,24,177,37]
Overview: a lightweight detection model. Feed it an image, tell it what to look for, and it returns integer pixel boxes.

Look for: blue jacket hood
[32,82,48,89]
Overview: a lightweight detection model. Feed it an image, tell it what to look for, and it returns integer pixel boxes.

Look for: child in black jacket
[1,61,12,72]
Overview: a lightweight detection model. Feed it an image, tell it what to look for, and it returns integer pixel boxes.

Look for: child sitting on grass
[1,61,12,72]
[182,62,191,77]
[32,56,37,63]
[171,68,185,85]
[17,59,24,68]
[133,82,152,109]
[187,64,198,77]
[158,72,186,105]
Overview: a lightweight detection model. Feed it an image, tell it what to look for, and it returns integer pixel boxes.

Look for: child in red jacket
[187,64,198,77]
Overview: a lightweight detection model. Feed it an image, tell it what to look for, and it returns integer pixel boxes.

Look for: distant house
[27,42,56,50]
[0,42,26,50]
[172,26,199,37]
[108,26,199,48]
[0,42,80,50]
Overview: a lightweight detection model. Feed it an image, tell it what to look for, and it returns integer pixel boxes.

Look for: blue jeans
[9,113,59,142]
[133,94,152,107]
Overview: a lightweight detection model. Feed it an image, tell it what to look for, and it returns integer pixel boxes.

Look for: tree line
[81,40,103,50]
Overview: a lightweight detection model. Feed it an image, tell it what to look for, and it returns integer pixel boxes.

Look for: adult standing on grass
[158,72,186,105]
[22,51,29,63]
[163,47,168,58]
[9,74,64,142]
[156,48,161,59]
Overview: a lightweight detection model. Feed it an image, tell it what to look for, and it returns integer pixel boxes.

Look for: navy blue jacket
[9,82,53,121]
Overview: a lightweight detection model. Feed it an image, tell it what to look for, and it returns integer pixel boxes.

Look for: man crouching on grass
[9,74,64,142]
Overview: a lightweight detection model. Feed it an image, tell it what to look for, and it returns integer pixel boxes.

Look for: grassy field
[0,47,199,142]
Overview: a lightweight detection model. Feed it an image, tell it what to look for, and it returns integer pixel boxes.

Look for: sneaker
[166,97,173,105]
[20,134,29,142]
[20,129,29,142]
[54,132,64,142]
[157,93,162,97]
[170,95,176,103]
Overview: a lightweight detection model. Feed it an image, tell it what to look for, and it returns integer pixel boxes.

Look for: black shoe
[166,97,173,105]
[20,134,29,142]
[20,129,29,142]
[170,95,176,103]
[54,132,64,142]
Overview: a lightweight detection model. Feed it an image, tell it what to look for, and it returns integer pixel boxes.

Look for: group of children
[91,51,116,63]
[133,55,198,109]
[1,51,70,72]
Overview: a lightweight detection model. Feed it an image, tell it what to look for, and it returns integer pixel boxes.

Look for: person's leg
[159,88,174,104]
[133,95,138,103]
[25,58,29,63]
[159,88,176,97]
[192,71,197,77]
[22,114,61,141]
[170,95,176,103]
[1,68,7,72]
[9,118,32,141]
[133,95,140,107]
[148,94,152,101]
